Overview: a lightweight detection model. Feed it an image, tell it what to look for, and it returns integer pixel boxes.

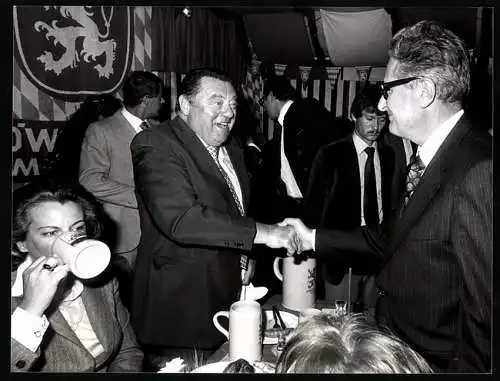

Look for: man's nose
[222,103,235,118]
[378,96,387,112]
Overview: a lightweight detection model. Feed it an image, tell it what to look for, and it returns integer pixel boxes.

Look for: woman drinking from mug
[10,179,143,372]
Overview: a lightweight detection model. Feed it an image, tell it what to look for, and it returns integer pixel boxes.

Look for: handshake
[255,218,315,256]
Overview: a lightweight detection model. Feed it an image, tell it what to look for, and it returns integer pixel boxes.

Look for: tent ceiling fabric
[318,8,392,67]
[243,12,316,66]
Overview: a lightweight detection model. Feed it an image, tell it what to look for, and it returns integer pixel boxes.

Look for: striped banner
[12,6,152,121]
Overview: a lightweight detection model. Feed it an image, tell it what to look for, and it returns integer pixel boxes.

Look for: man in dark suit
[304,85,399,310]
[257,75,339,222]
[129,68,298,370]
[79,71,164,308]
[283,21,492,372]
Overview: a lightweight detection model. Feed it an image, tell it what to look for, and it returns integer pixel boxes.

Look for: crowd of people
[11,20,492,373]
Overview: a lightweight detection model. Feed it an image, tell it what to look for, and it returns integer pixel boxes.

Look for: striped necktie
[206,145,248,272]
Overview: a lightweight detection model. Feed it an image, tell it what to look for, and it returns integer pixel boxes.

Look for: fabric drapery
[151,7,247,85]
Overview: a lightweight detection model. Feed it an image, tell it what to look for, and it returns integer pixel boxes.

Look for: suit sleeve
[303,148,334,226]
[450,159,492,372]
[131,132,256,250]
[79,123,137,208]
[107,278,143,372]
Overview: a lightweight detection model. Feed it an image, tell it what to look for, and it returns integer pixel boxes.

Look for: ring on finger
[42,264,55,272]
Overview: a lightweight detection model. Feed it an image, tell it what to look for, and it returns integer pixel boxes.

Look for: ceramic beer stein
[212,300,263,362]
[273,256,316,311]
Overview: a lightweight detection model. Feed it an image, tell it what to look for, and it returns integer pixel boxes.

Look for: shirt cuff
[311,229,317,252]
[11,307,49,352]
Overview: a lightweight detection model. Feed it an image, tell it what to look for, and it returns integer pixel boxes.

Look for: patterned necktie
[403,153,426,207]
[206,146,248,272]
[364,146,379,226]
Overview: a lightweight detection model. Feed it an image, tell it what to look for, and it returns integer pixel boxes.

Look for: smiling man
[303,84,398,311]
[129,68,299,370]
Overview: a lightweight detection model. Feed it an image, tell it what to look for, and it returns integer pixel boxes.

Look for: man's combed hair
[389,20,470,104]
[178,68,233,99]
[275,313,433,374]
[122,70,163,107]
[351,84,385,119]
[262,75,296,101]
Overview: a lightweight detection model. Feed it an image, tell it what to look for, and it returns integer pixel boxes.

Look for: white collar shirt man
[352,132,383,226]
[418,109,464,169]
[121,107,148,134]
[277,100,303,199]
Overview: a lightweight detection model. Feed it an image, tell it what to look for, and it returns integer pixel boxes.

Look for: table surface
[207,294,341,365]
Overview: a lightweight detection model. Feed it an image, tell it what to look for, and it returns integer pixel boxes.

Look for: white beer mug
[212,300,263,362]
[51,231,111,279]
[273,256,316,311]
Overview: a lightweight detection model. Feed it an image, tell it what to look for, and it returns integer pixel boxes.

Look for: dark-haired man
[129,68,298,369]
[79,71,164,305]
[304,85,398,310]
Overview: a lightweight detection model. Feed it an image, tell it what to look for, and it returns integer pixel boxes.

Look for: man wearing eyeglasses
[282,21,492,372]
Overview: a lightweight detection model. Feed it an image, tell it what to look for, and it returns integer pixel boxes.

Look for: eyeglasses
[380,77,420,99]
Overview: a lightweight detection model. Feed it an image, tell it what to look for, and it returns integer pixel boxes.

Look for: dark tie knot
[140,120,150,130]
[365,146,375,157]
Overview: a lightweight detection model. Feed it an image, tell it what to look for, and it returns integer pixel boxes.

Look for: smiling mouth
[215,122,230,130]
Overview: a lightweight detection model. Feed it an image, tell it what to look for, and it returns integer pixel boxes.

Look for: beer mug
[51,231,111,279]
[273,256,316,311]
[212,300,263,362]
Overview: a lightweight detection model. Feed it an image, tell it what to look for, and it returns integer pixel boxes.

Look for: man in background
[304,84,399,311]
[79,71,164,308]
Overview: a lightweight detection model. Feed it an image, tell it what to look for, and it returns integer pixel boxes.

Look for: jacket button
[15,360,26,369]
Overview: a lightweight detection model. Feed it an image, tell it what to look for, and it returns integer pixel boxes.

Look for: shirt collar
[352,131,377,156]
[278,100,294,127]
[12,256,84,301]
[121,107,145,130]
[418,109,464,167]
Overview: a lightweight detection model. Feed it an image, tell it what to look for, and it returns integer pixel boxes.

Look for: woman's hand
[19,256,70,317]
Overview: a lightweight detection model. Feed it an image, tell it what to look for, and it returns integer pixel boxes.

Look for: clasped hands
[257,218,314,256]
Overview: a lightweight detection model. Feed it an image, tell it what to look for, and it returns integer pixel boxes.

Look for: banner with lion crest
[14,6,134,103]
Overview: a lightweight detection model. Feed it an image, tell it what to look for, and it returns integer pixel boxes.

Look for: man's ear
[418,78,436,108]
[16,241,28,253]
[178,95,191,115]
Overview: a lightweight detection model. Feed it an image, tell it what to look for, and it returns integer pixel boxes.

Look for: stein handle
[212,311,230,340]
[273,257,283,282]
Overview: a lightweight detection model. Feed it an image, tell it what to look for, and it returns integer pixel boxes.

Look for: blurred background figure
[79,71,165,310]
[275,312,433,374]
[50,94,122,185]
[10,178,143,372]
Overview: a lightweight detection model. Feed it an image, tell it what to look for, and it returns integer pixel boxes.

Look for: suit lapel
[388,116,471,254]
[170,117,244,215]
[81,285,117,353]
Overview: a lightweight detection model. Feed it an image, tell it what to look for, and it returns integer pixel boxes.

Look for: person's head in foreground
[275,313,433,373]
[378,20,470,145]
[177,68,238,148]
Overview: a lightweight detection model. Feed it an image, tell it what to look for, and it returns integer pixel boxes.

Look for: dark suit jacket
[314,116,492,372]
[11,277,143,372]
[130,116,256,349]
[304,134,398,284]
[79,110,141,264]
[257,98,339,222]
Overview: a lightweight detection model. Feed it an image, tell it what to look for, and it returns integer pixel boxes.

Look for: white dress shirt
[121,107,147,134]
[352,132,383,226]
[11,257,104,357]
[277,100,303,199]
[402,138,414,165]
[418,109,464,169]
